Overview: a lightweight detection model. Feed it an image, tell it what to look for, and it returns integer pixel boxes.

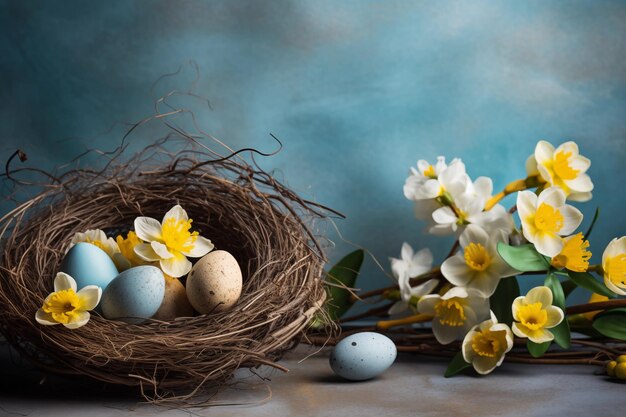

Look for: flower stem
[484,176,541,211]
[376,313,432,330]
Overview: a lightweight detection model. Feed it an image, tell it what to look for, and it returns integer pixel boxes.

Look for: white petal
[181,236,214,258]
[529,329,554,344]
[512,322,528,339]
[469,270,501,297]
[415,179,442,199]
[151,241,174,259]
[604,237,626,260]
[428,223,457,236]
[533,233,564,258]
[545,306,564,328]
[432,206,457,225]
[417,295,439,315]
[537,187,566,208]
[434,156,448,174]
[134,216,163,242]
[525,155,539,176]
[163,204,189,223]
[441,255,472,287]
[442,286,469,300]
[390,257,408,282]
[401,242,414,262]
[604,276,626,296]
[564,174,593,193]
[35,309,58,326]
[473,356,498,375]
[516,191,537,222]
[473,177,493,200]
[460,224,489,248]
[417,159,430,174]
[413,199,439,220]
[388,301,408,316]
[554,141,579,157]
[410,279,439,297]
[567,191,592,202]
[431,320,461,345]
[525,286,553,307]
[512,296,525,322]
[63,311,90,329]
[462,329,478,362]
[537,164,554,184]
[558,205,583,236]
[160,255,192,278]
[77,286,102,311]
[570,155,590,173]
[534,140,555,164]
[134,243,161,261]
[54,272,77,292]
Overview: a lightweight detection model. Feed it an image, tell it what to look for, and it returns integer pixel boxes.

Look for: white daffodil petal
[460,224,489,248]
[401,242,414,262]
[604,277,626,296]
[388,301,409,316]
[530,329,554,344]
[558,205,584,236]
[470,270,501,297]
[432,206,457,224]
[537,187,566,208]
[134,216,163,242]
[54,272,77,292]
[441,255,472,287]
[181,236,214,258]
[63,311,90,329]
[525,155,539,176]
[431,320,460,345]
[134,243,161,261]
[545,306,564,328]
[417,295,439,315]
[473,356,498,375]
[570,154,590,173]
[77,286,102,311]
[151,241,175,259]
[35,309,58,326]
[462,330,478,362]
[535,140,555,164]
[516,191,537,221]
[565,174,593,193]
[163,204,188,223]
[411,278,438,297]
[160,255,192,278]
[555,141,579,156]
[567,191,592,202]
[534,233,564,258]
[526,286,553,307]
[512,322,527,339]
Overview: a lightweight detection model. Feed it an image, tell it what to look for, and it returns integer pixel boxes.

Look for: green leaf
[550,320,571,349]
[489,276,520,326]
[527,340,551,357]
[592,308,626,341]
[584,207,600,240]
[561,279,577,299]
[497,243,549,272]
[444,351,471,377]
[324,249,364,321]
[544,273,565,310]
[567,270,615,298]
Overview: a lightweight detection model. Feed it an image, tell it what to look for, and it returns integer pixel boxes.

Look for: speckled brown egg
[152,276,194,320]
[186,250,242,314]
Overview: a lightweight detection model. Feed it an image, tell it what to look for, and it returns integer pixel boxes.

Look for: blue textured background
[2,0,626,307]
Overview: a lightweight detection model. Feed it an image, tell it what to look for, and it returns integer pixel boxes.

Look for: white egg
[330,332,397,381]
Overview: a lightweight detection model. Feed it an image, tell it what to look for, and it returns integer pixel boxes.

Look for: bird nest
[0,138,332,403]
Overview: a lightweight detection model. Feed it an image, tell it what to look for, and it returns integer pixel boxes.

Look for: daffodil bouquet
[327,140,626,379]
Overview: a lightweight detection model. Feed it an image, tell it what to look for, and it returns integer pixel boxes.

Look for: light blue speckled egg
[330,332,397,381]
[60,242,119,290]
[101,266,165,324]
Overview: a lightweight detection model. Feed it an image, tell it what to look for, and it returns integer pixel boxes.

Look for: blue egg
[60,242,119,290]
[330,332,397,381]
[101,266,165,324]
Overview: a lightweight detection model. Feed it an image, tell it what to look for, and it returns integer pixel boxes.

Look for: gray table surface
[0,342,623,417]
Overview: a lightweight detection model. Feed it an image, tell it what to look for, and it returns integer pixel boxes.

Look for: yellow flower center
[517,302,548,331]
[116,231,142,264]
[42,289,83,324]
[435,298,466,327]
[161,218,198,253]
[86,239,108,253]
[464,243,492,271]
[533,203,564,234]
[424,164,437,179]
[605,254,626,288]
[553,151,579,181]
[550,232,591,272]
[471,329,503,358]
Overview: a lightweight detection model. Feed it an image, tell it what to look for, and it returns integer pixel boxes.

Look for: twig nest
[152,276,194,320]
[186,250,243,314]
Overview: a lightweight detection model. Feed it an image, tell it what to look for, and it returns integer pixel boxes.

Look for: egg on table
[60,242,118,290]
[186,250,242,314]
[101,265,165,324]
[330,332,397,381]
[152,276,194,320]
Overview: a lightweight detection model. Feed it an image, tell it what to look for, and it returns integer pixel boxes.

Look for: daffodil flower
[418,287,490,345]
[403,156,461,200]
[550,232,591,272]
[516,187,583,257]
[462,312,514,375]
[35,273,101,329]
[602,236,626,295]
[388,243,437,315]
[115,231,148,270]
[530,140,593,202]
[512,286,564,343]
[133,205,214,277]
[441,225,517,297]
[70,229,127,270]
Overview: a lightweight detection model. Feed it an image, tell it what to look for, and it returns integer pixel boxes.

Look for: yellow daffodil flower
[441,225,517,297]
[530,140,593,201]
[418,287,490,344]
[550,232,591,272]
[115,231,147,270]
[462,312,514,375]
[133,205,214,277]
[70,229,128,270]
[512,286,564,343]
[602,236,626,295]
[517,187,583,257]
[35,273,101,329]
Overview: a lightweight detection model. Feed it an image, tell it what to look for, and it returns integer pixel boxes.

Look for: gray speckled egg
[186,250,242,314]
[330,332,397,381]
[101,266,165,324]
